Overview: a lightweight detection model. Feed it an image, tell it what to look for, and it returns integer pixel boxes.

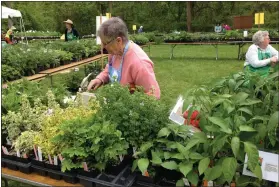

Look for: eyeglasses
[102,38,116,47]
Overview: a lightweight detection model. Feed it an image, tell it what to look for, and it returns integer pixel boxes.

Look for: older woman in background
[244,30,278,77]
[87,17,160,99]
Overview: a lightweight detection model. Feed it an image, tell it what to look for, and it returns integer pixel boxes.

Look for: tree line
[2,1,279,36]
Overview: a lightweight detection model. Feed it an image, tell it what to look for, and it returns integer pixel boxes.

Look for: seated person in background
[244,30,278,77]
[5,26,16,44]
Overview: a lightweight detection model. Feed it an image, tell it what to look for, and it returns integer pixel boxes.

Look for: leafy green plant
[52,115,128,172]
[130,34,149,45]
[95,83,169,148]
[13,130,40,155]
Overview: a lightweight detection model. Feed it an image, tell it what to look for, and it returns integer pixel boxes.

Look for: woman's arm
[245,45,271,68]
[269,45,279,59]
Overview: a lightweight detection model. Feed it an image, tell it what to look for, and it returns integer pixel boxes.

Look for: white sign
[169,96,185,125]
[96,16,108,45]
[243,150,279,182]
[244,31,248,37]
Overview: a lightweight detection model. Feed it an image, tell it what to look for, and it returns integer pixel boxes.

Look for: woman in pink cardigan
[87,17,160,99]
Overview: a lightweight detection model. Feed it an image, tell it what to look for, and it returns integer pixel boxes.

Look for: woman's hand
[270,56,278,67]
[87,79,103,91]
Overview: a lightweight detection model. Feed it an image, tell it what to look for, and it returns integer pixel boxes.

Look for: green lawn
[145,44,245,107]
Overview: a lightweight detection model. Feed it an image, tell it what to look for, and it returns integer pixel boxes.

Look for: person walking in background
[5,26,16,44]
[138,26,143,33]
[244,30,278,77]
[63,19,79,42]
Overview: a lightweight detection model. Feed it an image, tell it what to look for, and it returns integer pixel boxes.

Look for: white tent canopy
[2,6,22,19]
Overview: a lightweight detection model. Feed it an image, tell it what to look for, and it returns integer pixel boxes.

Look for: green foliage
[95,83,169,147]
[1,39,100,81]
[52,115,129,172]
[130,34,149,45]
[13,130,40,154]
[1,94,46,142]
[2,79,69,113]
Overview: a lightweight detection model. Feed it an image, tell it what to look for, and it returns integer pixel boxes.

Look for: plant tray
[78,166,136,187]
[31,165,48,176]
[2,158,32,174]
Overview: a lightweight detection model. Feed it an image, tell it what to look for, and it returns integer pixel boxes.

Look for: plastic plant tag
[2,146,9,155]
[133,147,137,155]
[119,154,124,162]
[183,178,190,186]
[23,154,28,158]
[54,156,58,165]
[169,96,185,125]
[58,154,64,162]
[38,147,43,161]
[83,162,89,171]
[6,138,12,145]
[48,154,53,165]
[33,145,39,160]
[16,150,20,157]
[144,170,149,177]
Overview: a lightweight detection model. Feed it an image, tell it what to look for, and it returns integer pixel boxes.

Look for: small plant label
[133,147,137,155]
[48,154,53,165]
[38,147,43,161]
[83,162,89,171]
[169,96,185,125]
[23,154,28,158]
[119,154,124,162]
[183,178,190,186]
[54,156,58,165]
[2,146,9,155]
[33,145,39,160]
[58,154,64,162]
[16,150,20,157]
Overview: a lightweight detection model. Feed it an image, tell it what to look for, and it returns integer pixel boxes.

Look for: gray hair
[97,17,128,43]
[252,30,269,45]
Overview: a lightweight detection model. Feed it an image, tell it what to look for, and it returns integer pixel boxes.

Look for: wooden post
[258,13,261,30]
[100,14,104,69]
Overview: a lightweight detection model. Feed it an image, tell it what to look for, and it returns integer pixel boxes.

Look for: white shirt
[244,44,278,68]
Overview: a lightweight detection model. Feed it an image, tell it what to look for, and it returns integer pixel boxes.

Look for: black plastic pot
[31,160,48,176]
[16,157,31,164]
[62,170,79,184]
[78,166,136,187]
[105,161,127,176]
[2,158,18,171]
[78,169,101,187]
[45,163,62,180]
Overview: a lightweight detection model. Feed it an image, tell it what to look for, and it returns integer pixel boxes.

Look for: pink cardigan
[96,42,161,99]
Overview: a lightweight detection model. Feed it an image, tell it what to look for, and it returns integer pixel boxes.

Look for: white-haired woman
[244,30,278,77]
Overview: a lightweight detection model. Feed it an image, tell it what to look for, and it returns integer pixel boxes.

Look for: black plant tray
[62,170,79,184]
[77,169,101,187]
[2,158,18,171]
[78,166,136,187]
[32,164,48,176]
[2,158,32,174]
[105,160,128,176]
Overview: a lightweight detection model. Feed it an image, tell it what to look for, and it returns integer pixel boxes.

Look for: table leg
[148,44,151,56]
[212,44,218,60]
[238,43,246,60]
[170,44,176,59]
[2,178,8,187]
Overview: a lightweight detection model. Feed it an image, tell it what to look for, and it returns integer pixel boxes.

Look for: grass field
[146,44,245,107]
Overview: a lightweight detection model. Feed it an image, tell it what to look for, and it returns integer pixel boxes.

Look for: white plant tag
[183,178,190,186]
[38,147,43,161]
[48,154,53,165]
[169,96,185,125]
[133,147,137,155]
[208,181,214,187]
[54,156,58,165]
[16,150,20,157]
[6,138,12,145]
[119,155,124,162]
